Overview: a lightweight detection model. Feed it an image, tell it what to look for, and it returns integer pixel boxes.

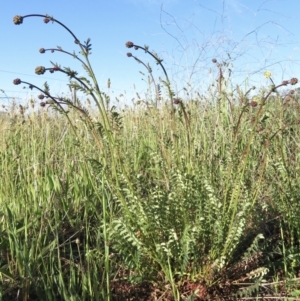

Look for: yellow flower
[264,71,272,78]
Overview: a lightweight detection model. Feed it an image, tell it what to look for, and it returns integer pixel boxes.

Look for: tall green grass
[0,13,299,300]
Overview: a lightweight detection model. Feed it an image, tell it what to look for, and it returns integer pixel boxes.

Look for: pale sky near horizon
[1,0,300,107]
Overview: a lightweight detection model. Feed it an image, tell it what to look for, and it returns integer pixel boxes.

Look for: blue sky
[1,0,300,106]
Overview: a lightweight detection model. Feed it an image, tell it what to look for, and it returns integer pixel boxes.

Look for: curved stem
[22,14,81,44]
[44,48,88,69]
[57,68,109,131]
[17,80,79,135]
[131,55,160,106]
[133,44,169,83]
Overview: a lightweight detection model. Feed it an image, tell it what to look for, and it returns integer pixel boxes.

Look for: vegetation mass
[1,13,300,300]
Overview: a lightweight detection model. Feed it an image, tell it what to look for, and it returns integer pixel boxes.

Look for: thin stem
[22,14,81,44]
[132,44,169,83]
[43,48,88,68]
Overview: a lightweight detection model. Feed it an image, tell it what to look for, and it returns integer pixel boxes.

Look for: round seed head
[290,78,298,85]
[126,41,134,48]
[13,78,21,85]
[285,96,291,102]
[250,101,258,107]
[35,66,46,75]
[13,15,23,25]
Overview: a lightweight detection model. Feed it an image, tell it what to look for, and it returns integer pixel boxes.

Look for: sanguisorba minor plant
[4,13,182,301]
[1,12,299,301]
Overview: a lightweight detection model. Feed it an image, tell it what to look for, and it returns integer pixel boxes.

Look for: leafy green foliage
[4,12,300,300]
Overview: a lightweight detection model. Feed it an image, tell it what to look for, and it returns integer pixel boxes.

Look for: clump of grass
[0,13,299,301]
